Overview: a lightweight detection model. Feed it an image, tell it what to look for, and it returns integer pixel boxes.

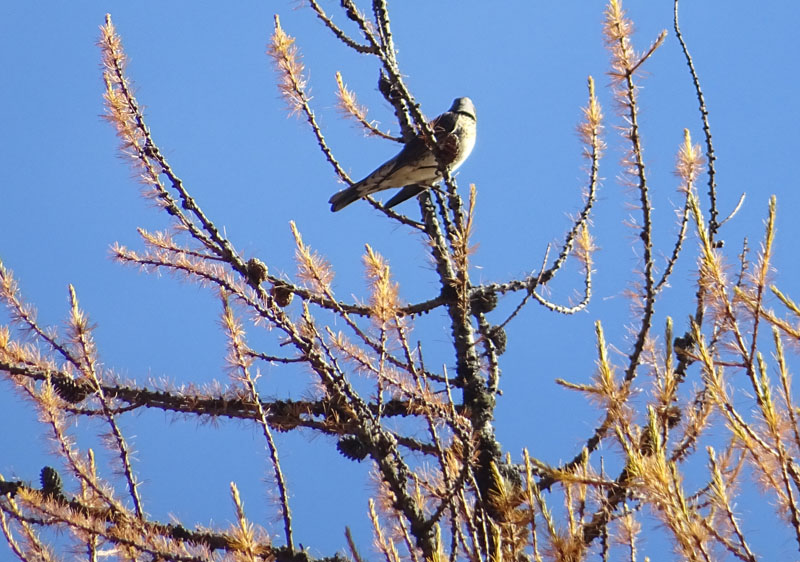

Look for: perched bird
[329,97,476,212]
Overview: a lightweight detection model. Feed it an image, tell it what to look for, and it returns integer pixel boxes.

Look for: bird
[329,97,476,212]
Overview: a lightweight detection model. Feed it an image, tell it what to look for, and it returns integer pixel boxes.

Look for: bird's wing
[382,184,428,209]
[328,108,461,212]
[377,110,460,181]
[380,112,465,210]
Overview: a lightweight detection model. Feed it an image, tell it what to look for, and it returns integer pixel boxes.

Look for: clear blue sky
[2,2,800,559]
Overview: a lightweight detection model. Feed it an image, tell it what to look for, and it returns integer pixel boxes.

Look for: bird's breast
[451,123,476,171]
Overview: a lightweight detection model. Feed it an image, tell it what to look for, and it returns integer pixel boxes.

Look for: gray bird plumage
[329,97,477,212]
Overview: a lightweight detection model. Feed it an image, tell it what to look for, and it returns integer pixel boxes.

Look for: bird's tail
[328,185,363,212]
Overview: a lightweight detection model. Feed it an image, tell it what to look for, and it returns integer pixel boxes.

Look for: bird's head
[450,97,476,120]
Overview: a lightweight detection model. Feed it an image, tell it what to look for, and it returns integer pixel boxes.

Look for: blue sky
[2,2,800,559]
